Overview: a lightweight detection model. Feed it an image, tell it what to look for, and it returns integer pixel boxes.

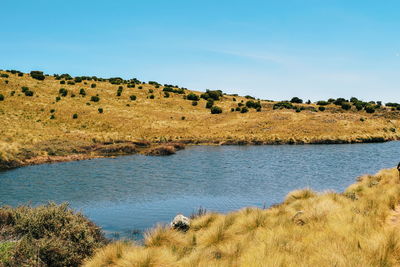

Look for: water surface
[1,142,399,238]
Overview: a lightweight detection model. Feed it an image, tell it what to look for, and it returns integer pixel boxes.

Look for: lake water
[0,142,399,239]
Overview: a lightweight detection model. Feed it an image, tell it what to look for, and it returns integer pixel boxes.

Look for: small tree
[98,108,103,113]
[59,88,68,97]
[290,97,303,104]
[206,99,214,109]
[90,96,100,102]
[30,71,45,80]
[130,95,137,101]
[187,93,200,101]
[91,83,96,88]
[0,94,4,101]
[79,88,86,96]
[72,113,78,119]
[341,102,351,111]
[211,106,222,114]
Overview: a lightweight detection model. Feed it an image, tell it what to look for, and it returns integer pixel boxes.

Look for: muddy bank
[0,135,398,170]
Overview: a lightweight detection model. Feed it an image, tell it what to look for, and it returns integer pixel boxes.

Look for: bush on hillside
[365,105,375,113]
[318,106,326,111]
[240,106,249,113]
[187,93,200,101]
[21,86,29,93]
[235,107,241,111]
[341,102,352,111]
[192,101,198,106]
[245,100,261,109]
[1,73,9,78]
[91,83,96,88]
[210,106,222,114]
[72,113,78,119]
[0,94,4,101]
[333,98,347,106]
[59,88,68,97]
[206,99,214,109]
[164,91,170,98]
[60,80,66,84]
[317,100,329,106]
[67,81,75,85]
[30,71,45,80]
[98,108,103,113]
[130,95,137,101]
[74,77,82,83]
[90,96,100,102]
[273,101,294,110]
[149,94,155,99]
[290,97,303,104]
[79,88,86,96]
[24,90,34,96]
[201,90,223,101]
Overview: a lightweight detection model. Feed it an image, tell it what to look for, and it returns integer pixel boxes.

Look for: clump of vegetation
[0,203,106,267]
[164,92,170,98]
[59,88,68,97]
[192,101,198,106]
[91,83,96,88]
[163,87,184,94]
[187,93,200,101]
[117,86,123,96]
[98,108,103,113]
[318,106,326,111]
[240,106,249,113]
[341,102,352,110]
[290,97,303,104]
[90,96,100,102]
[149,94,155,99]
[67,81,75,85]
[60,80,66,84]
[201,90,223,101]
[72,113,78,119]
[210,106,222,114]
[30,71,45,80]
[245,100,261,110]
[273,101,294,110]
[130,95,137,101]
[0,73,9,78]
[79,88,86,96]
[317,100,329,106]
[206,99,214,109]
[365,105,375,113]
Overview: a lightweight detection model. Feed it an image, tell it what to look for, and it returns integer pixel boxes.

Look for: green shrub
[0,203,106,267]
[273,101,294,110]
[245,95,255,99]
[10,91,15,96]
[138,86,143,89]
[74,77,82,83]
[30,71,45,80]
[127,83,135,88]
[50,109,55,113]
[60,80,66,84]
[164,91,170,98]
[192,101,198,106]
[317,100,329,106]
[341,102,352,110]
[245,100,261,109]
[149,94,155,99]
[206,99,214,109]
[318,106,326,111]
[240,107,249,113]
[24,90,34,96]
[50,114,55,119]
[235,107,241,111]
[0,73,9,78]
[98,108,103,113]
[290,97,303,104]
[91,83,96,88]
[233,97,236,101]
[365,105,375,113]
[256,107,262,112]
[148,89,154,93]
[79,88,86,96]
[333,98,347,106]
[67,81,75,85]
[55,96,61,102]
[210,106,222,114]
[59,88,68,97]
[231,108,235,112]
[163,87,184,94]
[130,95,137,101]
[90,96,100,102]
[355,103,363,111]
[201,90,222,101]
[21,86,29,93]
[181,116,186,120]
[0,94,4,101]
[187,93,200,101]
[72,113,78,119]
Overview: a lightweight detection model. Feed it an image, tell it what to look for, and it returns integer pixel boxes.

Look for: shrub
[245,100,261,109]
[0,94,4,101]
[71,93,76,97]
[59,88,68,97]
[256,107,262,112]
[91,83,96,88]
[235,107,241,111]
[90,96,100,102]
[290,97,303,104]
[24,90,34,96]
[333,98,347,106]
[0,203,106,267]
[138,86,143,89]
[231,108,235,112]
[0,73,9,78]
[233,98,236,101]
[60,80,66,84]
[127,83,135,88]
[10,91,15,96]
[50,109,55,113]
[50,114,55,119]
[21,86,29,93]
[317,100,329,106]
[240,107,249,113]
[163,87,184,94]
[245,95,255,99]
[210,106,222,114]
[273,101,294,110]
[206,99,214,109]
[341,102,352,110]
[365,105,375,113]
[355,103,363,111]
[164,91,170,98]
[67,81,75,85]
[201,90,222,101]
[79,88,86,96]
[74,77,82,83]
[30,71,45,80]
[187,93,200,101]
[148,89,154,93]
[149,94,155,99]
[318,106,326,111]
[98,108,103,113]
[181,116,185,120]
[192,101,198,106]
[55,96,61,102]
[130,95,137,101]
[72,113,78,119]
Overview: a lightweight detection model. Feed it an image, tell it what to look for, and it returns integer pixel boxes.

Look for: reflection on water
[1,142,399,238]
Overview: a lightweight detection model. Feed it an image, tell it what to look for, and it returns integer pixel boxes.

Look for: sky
[1,0,399,102]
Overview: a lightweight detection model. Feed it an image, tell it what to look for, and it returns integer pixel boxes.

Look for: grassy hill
[0,70,399,168]
[83,168,400,266]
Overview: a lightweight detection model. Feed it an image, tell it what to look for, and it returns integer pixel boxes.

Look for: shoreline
[1,136,398,170]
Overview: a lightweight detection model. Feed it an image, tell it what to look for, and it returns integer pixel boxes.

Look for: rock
[171,214,190,232]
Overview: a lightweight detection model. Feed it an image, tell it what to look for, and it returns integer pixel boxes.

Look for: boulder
[170,214,190,232]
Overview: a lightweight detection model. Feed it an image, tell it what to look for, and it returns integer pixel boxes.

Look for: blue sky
[1,0,399,102]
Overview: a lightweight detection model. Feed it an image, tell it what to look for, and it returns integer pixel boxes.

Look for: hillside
[0,70,399,169]
[84,168,400,266]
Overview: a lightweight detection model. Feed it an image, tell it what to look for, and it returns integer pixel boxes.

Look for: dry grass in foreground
[0,70,399,168]
[85,168,400,266]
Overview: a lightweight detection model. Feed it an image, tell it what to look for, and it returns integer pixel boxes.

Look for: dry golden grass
[0,70,399,167]
[84,168,400,266]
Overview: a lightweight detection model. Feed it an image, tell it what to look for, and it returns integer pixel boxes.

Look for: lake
[1,142,399,239]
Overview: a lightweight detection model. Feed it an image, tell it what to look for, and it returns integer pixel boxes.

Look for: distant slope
[0,70,399,168]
